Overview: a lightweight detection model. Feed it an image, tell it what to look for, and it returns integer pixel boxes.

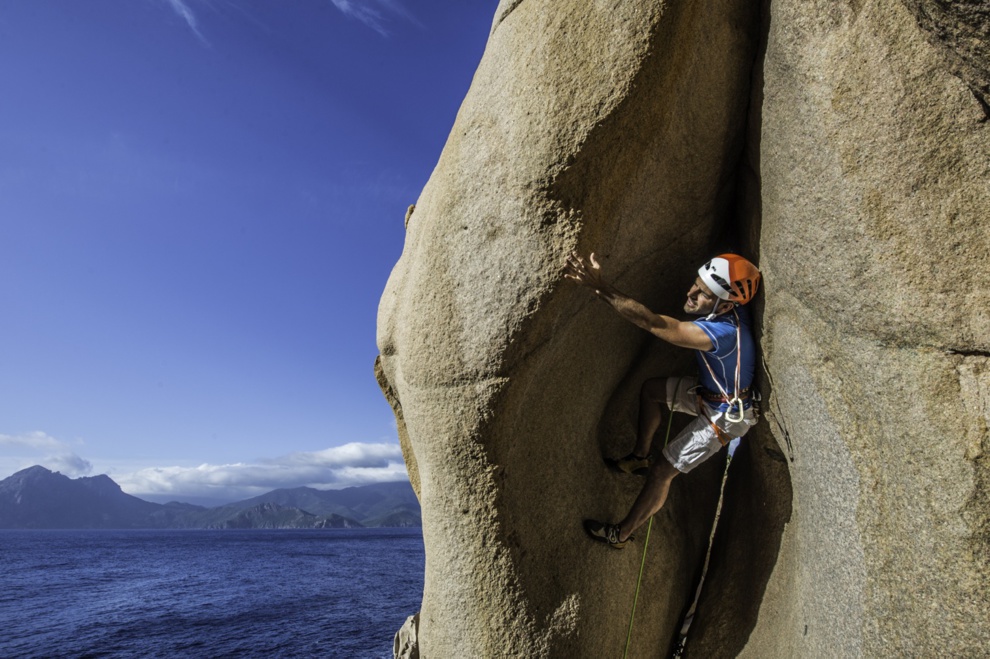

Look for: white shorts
[661,376,757,473]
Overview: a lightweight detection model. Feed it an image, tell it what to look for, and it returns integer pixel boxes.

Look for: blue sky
[0,0,497,504]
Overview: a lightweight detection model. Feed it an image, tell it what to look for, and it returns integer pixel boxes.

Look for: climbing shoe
[584,519,630,549]
[606,452,651,475]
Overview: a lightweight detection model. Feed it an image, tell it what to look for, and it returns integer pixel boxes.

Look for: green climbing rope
[623,517,653,658]
[623,410,676,659]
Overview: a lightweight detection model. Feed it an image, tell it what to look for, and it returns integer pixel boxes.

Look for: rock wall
[741,0,990,656]
[377,0,989,656]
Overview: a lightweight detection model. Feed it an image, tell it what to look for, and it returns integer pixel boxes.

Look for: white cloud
[44,453,94,478]
[0,431,64,451]
[0,432,93,478]
[328,0,417,36]
[115,441,408,501]
[157,0,414,43]
[0,432,409,504]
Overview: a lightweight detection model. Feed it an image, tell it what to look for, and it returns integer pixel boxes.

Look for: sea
[0,528,424,659]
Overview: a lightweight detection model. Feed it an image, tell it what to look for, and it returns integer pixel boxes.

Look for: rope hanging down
[622,428,738,659]
[670,441,737,658]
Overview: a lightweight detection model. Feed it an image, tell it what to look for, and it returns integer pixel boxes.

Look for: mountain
[0,466,164,529]
[229,481,421,527]
[0,466,420,529]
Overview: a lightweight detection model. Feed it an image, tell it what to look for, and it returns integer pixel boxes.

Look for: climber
[563,251,760,548]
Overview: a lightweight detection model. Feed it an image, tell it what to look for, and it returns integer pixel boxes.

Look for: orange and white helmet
[698,254,761,305]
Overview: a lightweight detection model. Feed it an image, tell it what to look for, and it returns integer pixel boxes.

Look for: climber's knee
[648,456,679,482]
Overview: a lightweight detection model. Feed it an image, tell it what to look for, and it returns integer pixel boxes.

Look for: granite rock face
[377,0,989,656]
[901,0,990,106]
[392,613,420,659]
[378,0,761,655]
[742,0,990,656]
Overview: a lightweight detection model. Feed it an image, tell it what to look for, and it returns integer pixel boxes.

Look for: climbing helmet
[698,254,761,305]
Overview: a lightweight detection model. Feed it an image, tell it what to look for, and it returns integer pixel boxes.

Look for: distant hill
[231,481,422,528]
[203,502,362,530]
[0,466,420,530]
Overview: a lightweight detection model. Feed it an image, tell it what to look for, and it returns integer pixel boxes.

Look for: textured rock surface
[393,613,420,659]
[377,0,761,655]
[742,0,990,655]
[900,0,990,104]
[377,0,989,656]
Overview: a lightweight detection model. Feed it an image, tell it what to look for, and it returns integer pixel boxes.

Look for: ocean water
[0,528,424,658]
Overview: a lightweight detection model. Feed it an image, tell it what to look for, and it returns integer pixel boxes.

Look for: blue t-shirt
[692,306,755,406]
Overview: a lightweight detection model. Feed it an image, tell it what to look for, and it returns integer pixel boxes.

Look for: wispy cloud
[328,0,418,36]
[0,432,93,478]
[157,0,415,42]
[161,0,209,45]
[116,442,408,501]
[0,431,64,452]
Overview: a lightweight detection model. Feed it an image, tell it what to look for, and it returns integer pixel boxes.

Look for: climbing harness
[699,308,748,424]
[622,410,675,659]
[698,398,734,447]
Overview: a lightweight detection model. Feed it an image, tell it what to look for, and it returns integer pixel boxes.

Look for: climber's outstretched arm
[564,252,712,351]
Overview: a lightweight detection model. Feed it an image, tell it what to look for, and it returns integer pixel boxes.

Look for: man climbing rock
[564,252,761,548]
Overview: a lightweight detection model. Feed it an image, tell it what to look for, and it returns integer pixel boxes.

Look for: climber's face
[684,278,719,316]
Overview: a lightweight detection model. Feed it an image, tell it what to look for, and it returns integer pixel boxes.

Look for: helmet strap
[704,299,734,321]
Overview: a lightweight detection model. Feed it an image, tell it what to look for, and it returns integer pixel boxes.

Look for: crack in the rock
[970,86,990,122]
[762,361,795,462]
[946,348,990,358]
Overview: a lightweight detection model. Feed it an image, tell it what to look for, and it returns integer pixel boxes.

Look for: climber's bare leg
[632,377,667,457]
[617,458,679,541]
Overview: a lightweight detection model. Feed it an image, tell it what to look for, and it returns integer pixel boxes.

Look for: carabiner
[725,397,745,424]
